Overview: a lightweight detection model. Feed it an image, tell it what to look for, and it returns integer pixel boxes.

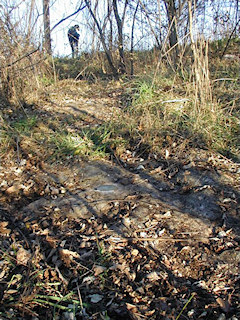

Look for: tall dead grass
[112,32,239,160]
[0,16,54,109]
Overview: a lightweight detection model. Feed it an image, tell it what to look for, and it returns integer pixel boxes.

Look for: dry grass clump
[54,52,115,81]
[111,45,239,160]
[0,17,55,110]
[0,11,239,164]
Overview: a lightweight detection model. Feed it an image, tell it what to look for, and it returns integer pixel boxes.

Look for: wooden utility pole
[43,0,51,54]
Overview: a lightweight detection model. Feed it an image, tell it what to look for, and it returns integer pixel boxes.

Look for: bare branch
[0,47,40,69]
[50,2,87,32]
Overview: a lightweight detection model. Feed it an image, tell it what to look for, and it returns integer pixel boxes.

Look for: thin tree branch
[85,0,118,76]
[0,47,40,69]
[121,0,129,26]
[138,0,161,48]
[50,3,87,32]
[221,17,240,59]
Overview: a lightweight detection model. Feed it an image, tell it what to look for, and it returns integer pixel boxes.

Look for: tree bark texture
[112,0,127,73]
[43,0,51,54]
[164,0,179,61]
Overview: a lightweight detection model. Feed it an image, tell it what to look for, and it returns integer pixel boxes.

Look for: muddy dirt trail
[0,80,240,319]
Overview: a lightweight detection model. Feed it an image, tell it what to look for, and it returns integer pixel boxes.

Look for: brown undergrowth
[0,38,240,319]
[0,72,240,319]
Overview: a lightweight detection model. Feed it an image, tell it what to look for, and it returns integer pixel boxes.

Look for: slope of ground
[0,79,239,320]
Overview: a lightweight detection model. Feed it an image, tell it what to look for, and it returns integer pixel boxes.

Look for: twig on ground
[161,98,190,104]
[16,136,21,164]
[176,292,196,320]
[108,236,211,243]
[212,78,238,82]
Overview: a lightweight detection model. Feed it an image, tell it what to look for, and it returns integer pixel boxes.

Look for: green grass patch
[12,116,38,134]
[0,113,124,161]
[0,115,38,157]
[49,125,112,160]
[45,123,127,161]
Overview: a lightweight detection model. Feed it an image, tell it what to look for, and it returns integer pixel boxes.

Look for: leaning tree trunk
[85,0,118,76]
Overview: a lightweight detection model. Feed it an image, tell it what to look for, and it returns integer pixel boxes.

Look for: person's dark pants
[69,40,78,58]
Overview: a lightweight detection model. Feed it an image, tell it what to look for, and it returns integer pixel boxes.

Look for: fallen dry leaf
[126,303,138,313]
[216,297,231,313]
[131,249,139,256]
[146,271,160,282]
[93,265,106,276]
[59,248,80,266]
[6,183,23,196]
[82,276,95,285]
[0,221,11,236]
[126,303,142,320]
[46,235,59,248]
[17,247,31,266]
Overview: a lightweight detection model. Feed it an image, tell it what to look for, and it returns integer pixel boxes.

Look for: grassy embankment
[1,39,239,165]
[0,38,239,319]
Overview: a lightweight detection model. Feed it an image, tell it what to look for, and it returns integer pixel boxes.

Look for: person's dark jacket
[68,26,79,43]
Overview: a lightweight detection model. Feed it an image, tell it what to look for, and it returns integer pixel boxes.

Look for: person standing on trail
[68,25,80,58]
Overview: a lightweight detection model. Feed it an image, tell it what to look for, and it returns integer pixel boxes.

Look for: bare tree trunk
[107,0,113,52]
[130,0,140,76]
[157,0,163,43]
[91,1,98,53]
[85,0,118,76]
[27,0,35,43]
[235,0,239,36]
[112,0,127,74]
[43,0,51,54]
[164,0,178,63]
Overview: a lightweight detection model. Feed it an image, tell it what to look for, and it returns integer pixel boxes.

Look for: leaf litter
[0,79,239,320]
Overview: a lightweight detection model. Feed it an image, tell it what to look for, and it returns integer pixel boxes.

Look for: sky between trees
[1,0,239,57]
